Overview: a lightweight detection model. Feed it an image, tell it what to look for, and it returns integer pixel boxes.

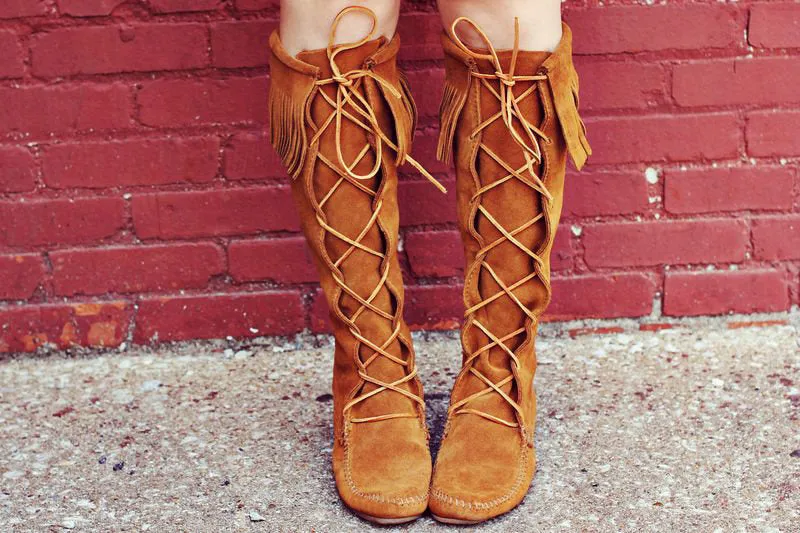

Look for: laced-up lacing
[308,6,445,425]
[447,16,553,429]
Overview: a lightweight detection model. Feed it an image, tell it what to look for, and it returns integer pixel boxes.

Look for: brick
[567,4,745,54]
[728,319,788,330]
[402,68,444,119]
[228,237,317,283]
[583,219,749,268]
[746,111,800,157]
[404,284,463,330]
[546,273,656,320]
[639,323,676,333]
[563,170,648,217]
[51,243,225,296]
[749,3,800,49]
[223,132,284,180]
[134,291,304,343]
[550,229,573,272]
[132,187,299,239]
[0,30,24,78]
[234,0,274,11]
[569,326,625,338]
[0,254,45,300]
[57,0,124,16]
[0,84,131,136]
[138,77,268,127]
[0,0,47,19]
[575,60,666,110]
[397,13,443,61]
[398,178,456,226]
[664,167,793,214]
[0,146,37,193]
[752,215,800,260]
[405,230,463,278]
[31,24,208,77]
[42,137,219,189]
[149,0,222,13]
[673,57,800,108]
[211,20,276,68]
[664,269,789,317]
[0,197,125,247]
[585,114,740,165]
[0,302,131,353]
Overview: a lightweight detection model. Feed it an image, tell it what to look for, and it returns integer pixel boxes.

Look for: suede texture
[430,23,590,523]
[268,31,430,520]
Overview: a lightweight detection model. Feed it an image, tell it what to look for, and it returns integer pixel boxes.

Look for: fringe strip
[551,66,591,171]
[436,78,469,164]
[268,84,309,180]
[398,71,418,139]
[570,78,592,166]
[375,71,417,164]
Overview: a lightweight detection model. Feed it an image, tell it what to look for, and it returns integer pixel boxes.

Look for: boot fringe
[374,70,418,165]
[396,70,418,163]
[399,71,418,135]
[436,78,469,164]
[547,56,592,171]
[268,83,310,180]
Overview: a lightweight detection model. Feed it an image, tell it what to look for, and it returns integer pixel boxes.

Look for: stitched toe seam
[430,444,529,511]
[343,438,429,506]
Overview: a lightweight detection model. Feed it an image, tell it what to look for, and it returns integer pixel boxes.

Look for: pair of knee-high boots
[268,7,590,524]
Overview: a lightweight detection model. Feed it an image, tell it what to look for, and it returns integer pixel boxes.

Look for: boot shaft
[438,20,590,431]
[268,15,429,439]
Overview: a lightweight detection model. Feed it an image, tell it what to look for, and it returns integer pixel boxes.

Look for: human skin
[279,0,563,57]
[437,0,563,52]
[279,0,401,56]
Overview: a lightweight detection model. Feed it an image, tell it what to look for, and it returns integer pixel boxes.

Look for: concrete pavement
[1,314,799,532]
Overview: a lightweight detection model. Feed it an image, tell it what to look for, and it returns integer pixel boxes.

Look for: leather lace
[310,7,443,425]
[448,17,553,429]
[310,6,446,193]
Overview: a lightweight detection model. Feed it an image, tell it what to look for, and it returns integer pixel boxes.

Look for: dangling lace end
[268,83,309,180]
[405,155,448,194]
[436,78,468,164]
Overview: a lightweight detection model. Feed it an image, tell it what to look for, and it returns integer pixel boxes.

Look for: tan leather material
[430,20,591,522]
[268,7,439,521]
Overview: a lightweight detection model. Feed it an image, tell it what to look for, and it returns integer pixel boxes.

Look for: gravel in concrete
[1,318,799,532]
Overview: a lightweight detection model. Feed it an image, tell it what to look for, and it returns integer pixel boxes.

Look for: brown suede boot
[429,18,591,524]
[268,7,444,524]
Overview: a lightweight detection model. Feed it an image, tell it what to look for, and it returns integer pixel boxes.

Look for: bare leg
[280,0,401,57]
[437,0,562,51]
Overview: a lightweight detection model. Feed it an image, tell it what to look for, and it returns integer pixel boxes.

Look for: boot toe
[333,419,431,521]
[429,423,535,523]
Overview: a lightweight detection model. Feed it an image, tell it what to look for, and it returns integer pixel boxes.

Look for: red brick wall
[0,0,798,352]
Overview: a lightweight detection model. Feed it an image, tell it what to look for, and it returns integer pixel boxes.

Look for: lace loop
[451,16,551,165]
[309,6,446,193]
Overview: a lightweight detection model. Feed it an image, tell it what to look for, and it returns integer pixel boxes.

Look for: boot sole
[355,511,422,525]
[431,514,483,525]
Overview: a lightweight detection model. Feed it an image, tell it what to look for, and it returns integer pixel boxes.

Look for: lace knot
[331,74,354,87]
[497,72,515,87]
